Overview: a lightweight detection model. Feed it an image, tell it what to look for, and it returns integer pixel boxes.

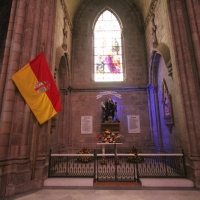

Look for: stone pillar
[65,89,71,148]
[167,0,200,158]
[148,84,164,152]
[0,0,17,114]
[9,0,42,157]
[153,87,164,152]
[185,0,200,80]
[167,0,200,188]
[37,0,56,156]
[33,0,57,179]
[147,85,156,151]
[0,0,27,159]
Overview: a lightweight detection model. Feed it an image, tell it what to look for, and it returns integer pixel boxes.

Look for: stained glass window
[94,10,123,82]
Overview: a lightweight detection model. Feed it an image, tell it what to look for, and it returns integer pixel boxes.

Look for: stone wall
[1,0,200,197]
[69,0,151,152]
[69,90,150,151]
[72,0,147,88]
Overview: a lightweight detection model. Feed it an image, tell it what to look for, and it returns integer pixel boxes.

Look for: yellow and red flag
[12,52,62,124]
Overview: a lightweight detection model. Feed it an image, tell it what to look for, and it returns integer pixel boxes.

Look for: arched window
[94,10,123,82]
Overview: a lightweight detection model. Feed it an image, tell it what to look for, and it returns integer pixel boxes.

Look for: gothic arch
[156,43,172,78]
[74,0,143,33]
[149,42,172,86]
[51,46,70,152]
[92,7,123,30]
[148,50,164,152]
[156,43,171,65]
[149,50,161,87]
[55,46,68,69]
[55,46,70,89]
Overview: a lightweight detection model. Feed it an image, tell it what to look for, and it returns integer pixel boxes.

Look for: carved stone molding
[151,13,158,48]
[60,0,73,30]
[145,0,159,29]
[60,88,68,95]
[62,17,68,51]
[166,60,173,78]
[54,67,57,80]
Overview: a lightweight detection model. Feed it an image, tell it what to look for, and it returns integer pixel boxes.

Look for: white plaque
[127,115,140,133]
[81,116,93,134]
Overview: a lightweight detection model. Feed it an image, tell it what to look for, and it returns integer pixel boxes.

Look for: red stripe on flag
[29,52,61,112]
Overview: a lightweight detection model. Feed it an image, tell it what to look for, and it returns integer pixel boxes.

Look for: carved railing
[48,150,187,181]
[48,153,94,177]
[136,153,187,178]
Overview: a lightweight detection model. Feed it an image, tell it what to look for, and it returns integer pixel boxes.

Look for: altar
[97,143,123,154]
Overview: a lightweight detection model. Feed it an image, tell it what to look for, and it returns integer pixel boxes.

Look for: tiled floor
[3,187,200,200]
[1,179,199,200]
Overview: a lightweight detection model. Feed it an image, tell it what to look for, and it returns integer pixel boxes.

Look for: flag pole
[31,120,39,180]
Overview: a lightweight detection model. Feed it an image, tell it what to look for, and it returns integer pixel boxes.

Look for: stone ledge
[44,178,94,187]
[140,178,194,188]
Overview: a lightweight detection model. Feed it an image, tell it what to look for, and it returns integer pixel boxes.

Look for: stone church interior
[0,0,200,197]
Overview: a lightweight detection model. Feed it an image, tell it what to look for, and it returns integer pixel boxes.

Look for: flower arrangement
[99,156,121,165]
[127,146,145,163]
[76,147,93,163]
[97,129,123,143]
[100,156,107,165]
[115,134,123,143]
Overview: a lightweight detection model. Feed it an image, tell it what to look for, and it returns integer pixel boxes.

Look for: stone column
[147,85,156,151]
[185,0,200,80]
[10,0,42,157]
[153,87,164,152]
[0,0,27,159]
[167,0,200,158]
[0,0,17,113]
[35,0,57,164]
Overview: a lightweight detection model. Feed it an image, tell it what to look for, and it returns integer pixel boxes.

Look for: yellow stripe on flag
[12,63,57,124]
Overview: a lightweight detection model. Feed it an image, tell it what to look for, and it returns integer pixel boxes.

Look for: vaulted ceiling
[65,0,152,26]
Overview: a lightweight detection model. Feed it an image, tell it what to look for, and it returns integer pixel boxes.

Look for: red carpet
[93,182,141,187]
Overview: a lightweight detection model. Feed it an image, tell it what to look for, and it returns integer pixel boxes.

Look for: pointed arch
[156,43,172,78]
[149,50,161,87]
[51,47,71,152]
[93,9,123,82]
[92,7,123,30]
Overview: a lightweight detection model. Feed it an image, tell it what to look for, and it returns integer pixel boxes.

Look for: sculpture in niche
[162,79,174,132]
[151,13,158,48]
[101,94,120,123]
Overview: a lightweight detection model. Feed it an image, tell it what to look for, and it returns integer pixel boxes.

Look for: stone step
[44,178,194,188]
[140,178,194,188]
[44,178,94,187]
